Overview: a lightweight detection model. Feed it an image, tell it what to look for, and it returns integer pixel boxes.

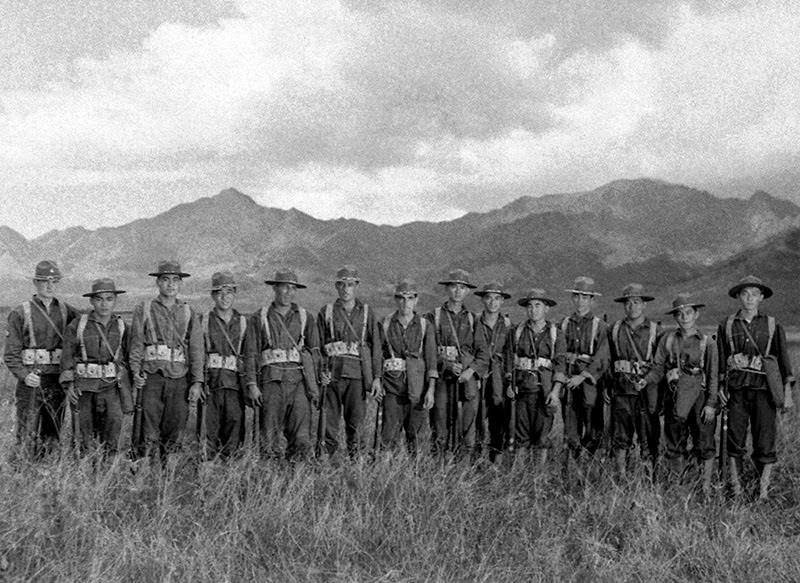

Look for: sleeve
[59,319,79,385]
[704,339,719,409]
[643,335,669,386]
[584,321,610,385]
[460,314,476,368]
[303,309,322,375]
[469,322,491,378]
[3,309,27,380]
[187,308,205,385]
[128,303,145,378]
[244,312,260,388]
[423,319,438,379]
[773,322,795,385]
[552,327,567,385]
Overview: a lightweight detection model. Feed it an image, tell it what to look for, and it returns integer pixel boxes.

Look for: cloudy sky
[2,0,799,238]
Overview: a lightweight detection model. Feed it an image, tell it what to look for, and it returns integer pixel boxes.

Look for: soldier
[199,271,253,458]
[128,260,204,457]
[472,282,513,463]
[4,260,79,457]
[60,278,131,453]
[560,276,610,461]
[427,269,484,458]
[643,294,718,494]
[717,275,794,499]
[247,270,321,461]
[317,266,377,458]
[607,284,663,477]
[509,289,566,465]
[372,280,437,453]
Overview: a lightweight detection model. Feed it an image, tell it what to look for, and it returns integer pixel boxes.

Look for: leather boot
[728,456,743,497]
[702,458,715,497]
[759,463,774,500]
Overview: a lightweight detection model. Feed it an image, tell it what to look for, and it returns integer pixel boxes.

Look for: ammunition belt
[21,348,62,366]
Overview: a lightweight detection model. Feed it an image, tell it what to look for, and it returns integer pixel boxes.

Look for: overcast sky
[2,0,799,238]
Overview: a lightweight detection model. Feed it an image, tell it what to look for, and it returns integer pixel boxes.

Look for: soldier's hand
[458,367,474,383]
[370,378,384,402]
[65,382,81,406]
[603,390,611,405]
[546,389,560,413]
[506,384,515,400]
[635,378,647,392]
[188,382,204,404]
[492,391,503,407]
[565,374,585,390]
[133,373,146,390]
[700,405,716,424]
[321,370,332,386]
[450,361,463,375]
[24,372,41,388]
[248,384,263,408]
[423,380,436,410]
[718,391,729,408]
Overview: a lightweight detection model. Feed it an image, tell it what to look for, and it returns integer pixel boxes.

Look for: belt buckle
[103,363,116,378]
[208,354,222,368]
[749,355,763,371]
[156,345,170,360]
[51,349,62,364]
[34,349,51,365]
[224,356,237,370]
[22,350,35,365]
[173,347,185,362]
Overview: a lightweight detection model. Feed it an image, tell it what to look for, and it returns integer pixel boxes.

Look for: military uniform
[60,279,131,452]
[3,261,79,454]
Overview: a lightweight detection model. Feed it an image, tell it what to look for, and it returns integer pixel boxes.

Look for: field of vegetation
[0,349,799,581]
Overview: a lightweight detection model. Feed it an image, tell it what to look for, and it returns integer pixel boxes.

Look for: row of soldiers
[3,261,794,498]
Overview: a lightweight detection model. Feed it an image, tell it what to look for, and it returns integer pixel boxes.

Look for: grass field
[1,352,799,581]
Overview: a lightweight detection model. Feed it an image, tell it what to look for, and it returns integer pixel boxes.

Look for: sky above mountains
[2,0,799,237]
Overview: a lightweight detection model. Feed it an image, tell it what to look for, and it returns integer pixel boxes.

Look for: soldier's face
[572,293,594,315]
[336,280,358,302]
[623,297,644,320]
[273,283,296,307]
[90,292,117,318]
[157,275,182,298]
[674,306,699,331]
[738,287,763,312]
[482,293,504,314]
[447,283,468,303]
[395,294,417,316]
[212,286,236,311]
[526,300,549,322]
[33,278,59,299]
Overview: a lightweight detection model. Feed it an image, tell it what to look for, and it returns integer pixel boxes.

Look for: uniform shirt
[60,312,129,392]
[717,311,794,390]
[204,309,254,391]
[472,313,512,379]
[4,296,79,378]
[316,298,377,380]
[646,328,719,409]
[376,312,437,397]
[128,297,204,383]
[508,319,567,391]
[425,303,483,374]
[247,302,321,384]
[561,311,610,384]
[608,318,663,395]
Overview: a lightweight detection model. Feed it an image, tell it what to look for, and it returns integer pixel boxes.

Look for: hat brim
[438,280,477,289]
[149,271,191,278]
[33,276,62,281]
[474,290,511,299]
[728,283,773,299]
[209,285,238,292]
[83,290,126,297]
[335,277,360,284]
[665,303,705,315]
[518,297,557,307]
[564,288,601,296]
[265,279,307,289]
[613,294,655,303]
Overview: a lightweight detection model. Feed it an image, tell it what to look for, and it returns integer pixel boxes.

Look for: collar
[154,295,182,308]
[391,310,418,325]
[212,308,240,322]
[32,295,59,308]
[734,310,765,322]
[334,297,363,311]
[674,327,703,340]
[570,311,595,323]
[622,317,650,332]
[442,302,469,316]
[524,318,549,332]
[87,311,116,325]
[270,302,299,314]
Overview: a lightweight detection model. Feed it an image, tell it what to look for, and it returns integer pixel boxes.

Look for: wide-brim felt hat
[394,279,419,297]
[208,270,237,291]
[665,293,705,315]
[565,276,601,296]
[33,260,62,281]
[264,270,306,289]
[728,275,773,299]
[518,288,557,307]
[83,277,126,297]
[438,268,477,289]
[614,283,655,303]
[149,260,190,278]
[474,282,511,299]
[335,266,360,283]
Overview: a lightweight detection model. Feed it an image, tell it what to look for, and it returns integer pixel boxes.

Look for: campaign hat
[438,269,477,289]
[33,260,62,281]
[394,279,419,298]
[728,275,773,299]
[83,278,126,297]
[149,260,190,278]
[565,276,601,296]
[335,266,360,283]
[614,283,655,303]
[474,282,511,299]
[665,293,705,315]
[518,288,557,307]
[209,271,237,292]
[264,270,306,289]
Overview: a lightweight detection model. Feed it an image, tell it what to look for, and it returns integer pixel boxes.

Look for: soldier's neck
[273,302,291,316]
[740,308,758,321]
[483,311,499,327]
[528,318,546,332]
[397,311,414,326]
[341,298,356,312]
[215,307,233,322]
[625,315,645,328]
[36,295,53,309]
[159,294,177,306]
[94,312,112,326]
[446,300,462,312]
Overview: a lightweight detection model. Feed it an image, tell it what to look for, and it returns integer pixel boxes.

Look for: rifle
[475,378,485,454]
[372,397,383,451]
[718,379,728,480]
[130,373,146,459]
[315,358,330,458]
[198,392,208,461]
[507,369,517,455]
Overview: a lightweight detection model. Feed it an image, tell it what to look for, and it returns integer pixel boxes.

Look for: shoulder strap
[514,324,523,345]
[561,317,569,336]
[646,321,657,361]
[765,316,776,355]
[419,315,427,353]
[550,322,557,355]
[325,303,334,338]
[502,314,511,328]
[589,316,600,354]
[699,334,708,369]
[22,301,36,348]
[59,301,67,333]
[29,300,66,342]
[77,313,89,362]
[468,312,474,330]
[238,315,247,354]
[434,307,441,340]
[361,304,369,343]
[298,308,307,345]
[260,307,273,347]
[143,299,159,345]
[201,312,211,353]
[382,315,395,359]
[666,331,676,364]
[182,303,191,339]
[611,320,622,353]
[725,315,735,354]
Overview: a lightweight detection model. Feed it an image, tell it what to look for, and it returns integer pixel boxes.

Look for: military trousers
[611,392,660,459]
[202,387,245,457]
[431,375,478,453]
[259,378,312,460]
[663,390,715,461]
[381,392,427,453]
[323,377,366,456]
[15,374,65,454]
[516,390,554,449]
[140,373,189,456]
[484,375,510,460]
[76,384,124,452]
[561,383,603,453]
[727,387,777,465]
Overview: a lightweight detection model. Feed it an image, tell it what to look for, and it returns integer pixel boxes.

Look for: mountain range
[1,178,799,323]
